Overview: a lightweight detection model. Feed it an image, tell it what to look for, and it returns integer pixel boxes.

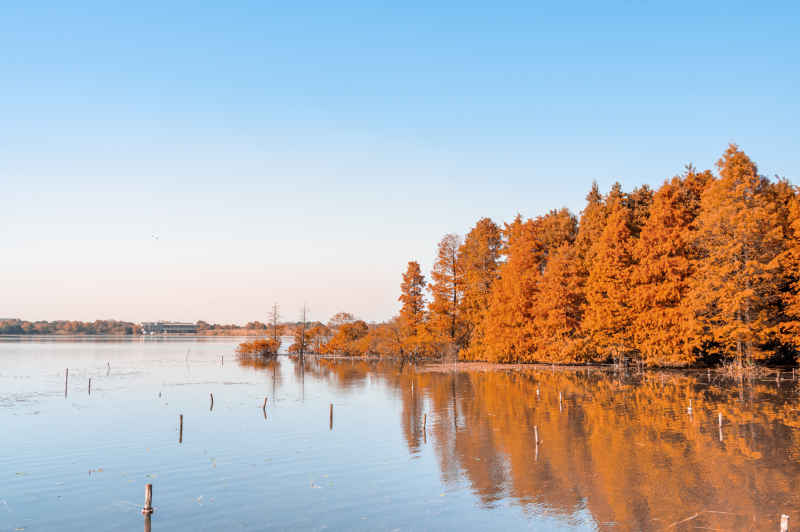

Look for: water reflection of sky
[1,339,797,531]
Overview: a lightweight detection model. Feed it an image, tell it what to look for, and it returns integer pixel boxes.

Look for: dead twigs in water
[662,510,741,530]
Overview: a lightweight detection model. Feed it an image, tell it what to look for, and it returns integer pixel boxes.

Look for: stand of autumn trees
[312,145,800,367]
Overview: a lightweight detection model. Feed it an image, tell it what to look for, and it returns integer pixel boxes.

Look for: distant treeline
[0,319,140,335]
[0,319,292,336]
[195,321,289,336]
[301,145,800,367]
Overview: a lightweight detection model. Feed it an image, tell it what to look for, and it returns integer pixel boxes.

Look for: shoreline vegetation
[6,146,800,372]
[270,145,800,372]
[236,338,280,358]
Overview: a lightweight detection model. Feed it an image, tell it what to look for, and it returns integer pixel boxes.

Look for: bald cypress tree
[631,167,712,366]
[480,210,577,362]
[458,218,502,359]
[576,182,606,272]
[530,242,586,362]
[398,261,427,357]
[480,216,542,362]
[688,145,785,366]
[779,186,800,352]
[582,196,636,363]
[428,234,465,352]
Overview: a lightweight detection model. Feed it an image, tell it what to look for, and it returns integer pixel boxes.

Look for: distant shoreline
[0,333,280,338]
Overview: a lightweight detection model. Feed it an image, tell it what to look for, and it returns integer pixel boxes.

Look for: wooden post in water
[423,413,427,431]
[718,412,723,442]
[687,399,692,414]
[209,393,214,411]
[144,513,151,532]
[88,378,91,396]
[329,403,333,430]
[262,397,268,410]
[536,387,540,399]
[780,514,789,532]
[179,415,183,443]
[64,368,68,398]
[559,391,563,412]
[142,483,154,514]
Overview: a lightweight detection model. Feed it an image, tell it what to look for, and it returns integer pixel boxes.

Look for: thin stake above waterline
[142,483,154,514]
[64,368,68,398]
[329,403,333,431]
[179,414,183,444]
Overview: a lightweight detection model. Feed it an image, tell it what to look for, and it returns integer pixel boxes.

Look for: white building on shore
[140,321,197,334]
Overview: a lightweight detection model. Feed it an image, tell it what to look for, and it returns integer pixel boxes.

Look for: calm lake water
[0,338,798,531]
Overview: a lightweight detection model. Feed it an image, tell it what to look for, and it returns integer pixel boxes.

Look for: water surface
[0,338,798,531]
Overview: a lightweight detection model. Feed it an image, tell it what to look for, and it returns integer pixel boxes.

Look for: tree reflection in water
[290,358,800,531]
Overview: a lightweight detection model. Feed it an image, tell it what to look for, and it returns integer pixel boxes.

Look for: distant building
[141,321,197,334]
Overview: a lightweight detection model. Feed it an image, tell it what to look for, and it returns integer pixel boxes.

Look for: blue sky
[2,1,798,324]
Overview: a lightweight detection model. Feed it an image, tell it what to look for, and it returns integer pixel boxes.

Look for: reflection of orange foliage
[299,359,800,530]
[236,354,281,371]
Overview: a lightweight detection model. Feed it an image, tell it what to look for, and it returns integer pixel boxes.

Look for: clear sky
[2,1,798,324]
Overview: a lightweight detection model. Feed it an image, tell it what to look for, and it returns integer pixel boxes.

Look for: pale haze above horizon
[2,1,798,324]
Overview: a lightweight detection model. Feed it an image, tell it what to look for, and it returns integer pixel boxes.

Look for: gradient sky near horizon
[2,1,799,325]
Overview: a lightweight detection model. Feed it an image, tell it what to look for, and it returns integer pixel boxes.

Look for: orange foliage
[631,168,712,366]
[384,146,799,366]
[782,190,800,349]
[458,218,502,358]
[236,337,280,357]
[582,194,637,363]
[324,320,369,355]
[398,261,430,358]
[688,145,786,365]
[427,234,465,349]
